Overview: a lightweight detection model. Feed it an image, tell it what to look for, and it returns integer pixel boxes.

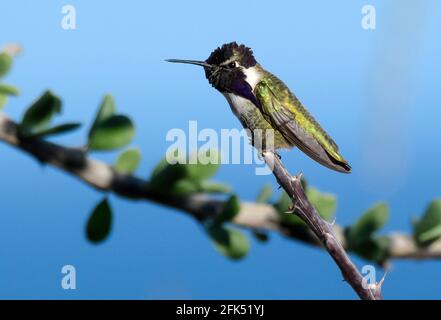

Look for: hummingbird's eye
[228,62,237,69]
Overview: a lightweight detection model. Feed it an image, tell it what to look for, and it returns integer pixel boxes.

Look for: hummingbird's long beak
[165,59,213,68]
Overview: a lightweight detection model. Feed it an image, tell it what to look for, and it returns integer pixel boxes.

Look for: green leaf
[256,184,272,203]
[186,150,220,181]
[214,195,240,225]
[88,115,135,151]
[150,157,170,179]
[0,53,12,78]
[418,225,441,244]
[27,123,81,138]
[89,94,116,138]
[168,179,200,194]
[149,155,227,195]
[207,225,250,260]
[305,187,337,221]
[346,203,389,246]
[21,91,62,133]
[86,198,112,244]
[0,94,7,109]
[169,180,231,195]
[198,181,231,194]
[352,236,390,265]
[149,159,189,191]
[0,84,19,96]
[414,199,441,246]
[115,148,141,174]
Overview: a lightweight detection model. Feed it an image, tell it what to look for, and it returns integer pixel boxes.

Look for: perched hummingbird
[167,42,351,173]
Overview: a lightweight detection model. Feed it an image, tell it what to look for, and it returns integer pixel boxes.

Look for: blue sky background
[0,0,440,299]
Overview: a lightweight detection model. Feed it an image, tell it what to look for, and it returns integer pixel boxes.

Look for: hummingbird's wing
[254,73,351,173]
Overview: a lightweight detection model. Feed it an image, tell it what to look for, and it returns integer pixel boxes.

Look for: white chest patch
[242,66,261,90]
[222,93,256,118]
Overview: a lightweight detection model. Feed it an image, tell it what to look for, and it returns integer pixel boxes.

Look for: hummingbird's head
[167,42,260,99]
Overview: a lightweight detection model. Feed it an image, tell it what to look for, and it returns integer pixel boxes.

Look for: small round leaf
[86,198,112,244]
[28,123,81,138]
[0,53,13,78]
[89,94,116,138]
[88,115,135,151]
[115,148,141,174]
[207,226,250,260]
[21,91,62,132]
[305,187,337,221]
[414,199,441,246]
[0,94,7,109]
[214,195,240,225]
[0,84,19,96]
[186,150,220,181]
[346,203,389,246]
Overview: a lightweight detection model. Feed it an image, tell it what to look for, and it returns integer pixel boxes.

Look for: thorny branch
[1,112,441,298]
[262,152,380,300]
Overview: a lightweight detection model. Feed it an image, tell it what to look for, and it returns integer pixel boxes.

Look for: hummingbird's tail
[322,150,352,173]
[285,134,352,174]
[292,139,352,173]
[330,158,352,173]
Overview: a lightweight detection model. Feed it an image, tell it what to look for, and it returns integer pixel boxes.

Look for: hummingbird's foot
[260,150,281,160]
[260,149,282,160]
[259,149,270,161]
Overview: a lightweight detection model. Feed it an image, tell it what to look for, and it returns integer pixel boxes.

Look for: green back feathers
[254,70,350,172]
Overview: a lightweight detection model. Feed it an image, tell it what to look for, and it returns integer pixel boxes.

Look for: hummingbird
[166,42,351,173]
